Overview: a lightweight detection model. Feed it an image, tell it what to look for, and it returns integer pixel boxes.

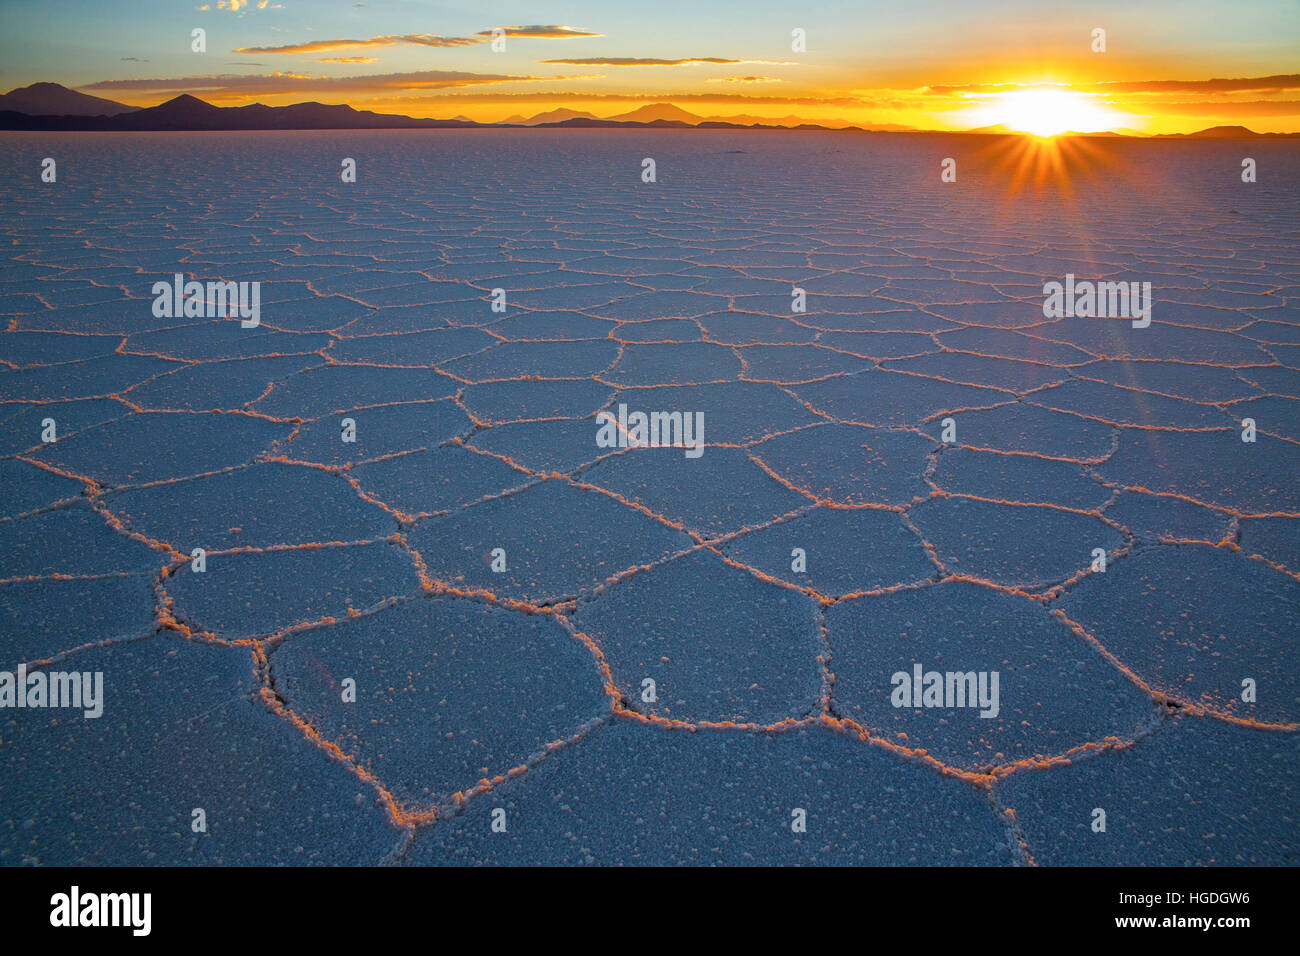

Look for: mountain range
[1,83,1294,138]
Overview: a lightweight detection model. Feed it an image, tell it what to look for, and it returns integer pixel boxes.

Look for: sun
[977,87,1125,137]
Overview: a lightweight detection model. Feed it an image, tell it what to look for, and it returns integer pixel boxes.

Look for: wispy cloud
[474,25,602,39]
[706,75,780,84]
[205,0,281,8]
[1150,99,1300,115]
[926,75,1300,95]
[235,26,601,55]
[541,57,795,67]
[234,34,483,54]
[318,56,378,64]
[1099,74,1300,93]
[208,0,279,9]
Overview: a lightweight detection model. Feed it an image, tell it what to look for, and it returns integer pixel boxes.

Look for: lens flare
[969,87,1128,137]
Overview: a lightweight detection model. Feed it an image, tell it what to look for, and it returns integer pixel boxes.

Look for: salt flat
[0,129,1296,865]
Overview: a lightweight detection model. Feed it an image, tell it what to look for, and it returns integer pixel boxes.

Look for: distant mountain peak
[160,93,217,108]
[1153,124,1271,139]
[0,81,138,117]
[606,103,704,124]
[514,107,597,125]
[1191,124,1257,137]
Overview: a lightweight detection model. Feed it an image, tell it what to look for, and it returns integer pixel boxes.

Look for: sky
[0,0,1297,133]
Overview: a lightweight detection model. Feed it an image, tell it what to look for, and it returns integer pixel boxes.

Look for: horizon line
[2,84,1295,139]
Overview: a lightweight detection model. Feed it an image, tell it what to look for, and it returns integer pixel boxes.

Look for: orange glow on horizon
[956,87,1134,137]
[87,78,1296,136]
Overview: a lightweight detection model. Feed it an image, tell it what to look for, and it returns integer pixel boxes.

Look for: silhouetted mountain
[510,108,598,125]
[0,82,138,116]
[116,93,223,128]
[605,103,703,124]
[0,94,478,130]
[962,124,1017,135]
[539,117,693,129]
[535,115,870,133]
[504,105,912,131]
[700,111,915,131]
[1154,125,1289,138]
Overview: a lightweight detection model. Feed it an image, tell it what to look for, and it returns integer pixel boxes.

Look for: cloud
[474,25,602,39]
[706,75,780,84]
[925,75,1300,96]
[234,34,484,54]
[923,81,1067,95]
[202,0,280,9]
[1098,74,1300,93]
[235,26,601,55]
[82,70,580,100]
[540,57,795,66]
[1150,99,1300,116]
[318,56,378,63]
